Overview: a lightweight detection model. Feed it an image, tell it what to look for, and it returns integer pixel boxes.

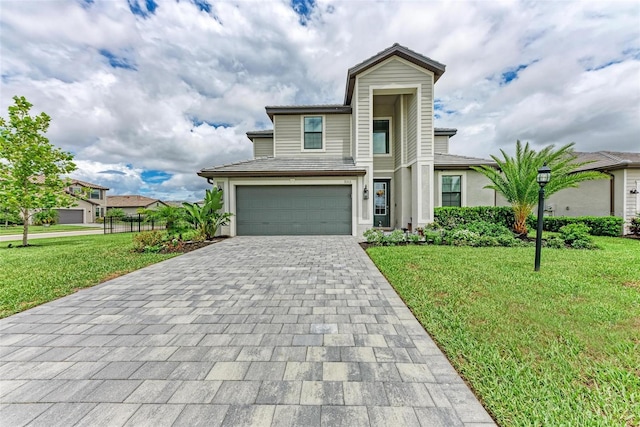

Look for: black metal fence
[103,214,166,234]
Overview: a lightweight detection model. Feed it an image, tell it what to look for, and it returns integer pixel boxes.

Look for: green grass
[0,233,177,318]
[0,224,101,235]
[367,237,640,426]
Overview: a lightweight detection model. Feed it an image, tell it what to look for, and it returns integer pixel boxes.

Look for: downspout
[604,171,614,216]
[206,178,214,185]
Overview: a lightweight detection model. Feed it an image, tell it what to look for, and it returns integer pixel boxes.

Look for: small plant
[545,236,565,249]
[383,229,405,246]
[423,229,443,245]
[33,209,58,226]
[132,230,166,253]
[559,223,596,249]
[629,216,640,236]
[407,233,423,244]
[363,228,384,245]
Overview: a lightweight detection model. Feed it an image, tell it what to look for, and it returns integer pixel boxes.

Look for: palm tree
[471,141,608,235]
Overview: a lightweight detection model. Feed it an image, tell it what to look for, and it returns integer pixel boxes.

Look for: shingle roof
[434,153,496,169]
[198,157,366,178]
[107,195,165,208]
[573,151,640,171]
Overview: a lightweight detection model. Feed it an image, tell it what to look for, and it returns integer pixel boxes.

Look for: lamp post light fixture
[363,185,369,200]
[534,163,551,271]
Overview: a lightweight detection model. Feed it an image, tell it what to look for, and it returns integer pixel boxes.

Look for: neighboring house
[197,43,639,236]
[107,195,167,215]
[199,43,493,236]
[30,177,109,224]
[543,152,640,229]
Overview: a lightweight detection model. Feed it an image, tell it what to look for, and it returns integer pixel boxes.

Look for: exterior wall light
[363,185,369,200]
[535,163,551,271]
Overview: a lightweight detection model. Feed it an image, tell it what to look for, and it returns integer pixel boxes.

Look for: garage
[236,185,352,235]
[56,209,84,224]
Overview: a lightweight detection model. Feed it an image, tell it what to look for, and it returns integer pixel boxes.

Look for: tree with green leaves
[471,141,608,235]
[183,187,232,239]
[0,96,77,246]
[141,205,189,236]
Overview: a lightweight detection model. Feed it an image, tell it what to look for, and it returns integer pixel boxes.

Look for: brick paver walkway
[0,236,495,426]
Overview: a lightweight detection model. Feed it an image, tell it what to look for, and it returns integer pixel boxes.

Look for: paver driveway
[0,236,495,426]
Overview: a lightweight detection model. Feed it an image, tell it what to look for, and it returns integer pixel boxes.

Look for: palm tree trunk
[513,205,531,235]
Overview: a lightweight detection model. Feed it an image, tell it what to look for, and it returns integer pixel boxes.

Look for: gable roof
[344,43,446,105]
[198,157,366,178]
[30,175,109,190]
[107,195,166,208]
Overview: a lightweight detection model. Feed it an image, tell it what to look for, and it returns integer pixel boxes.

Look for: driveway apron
[0,236,495,426]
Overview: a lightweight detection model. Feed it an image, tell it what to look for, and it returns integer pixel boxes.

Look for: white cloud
[1,0,638,200]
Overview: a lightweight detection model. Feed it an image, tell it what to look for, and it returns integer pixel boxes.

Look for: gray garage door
[236,185,352,235]
[56,209,83,224]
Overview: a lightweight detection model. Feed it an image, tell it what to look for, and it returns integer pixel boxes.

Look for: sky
[1,0,639,201]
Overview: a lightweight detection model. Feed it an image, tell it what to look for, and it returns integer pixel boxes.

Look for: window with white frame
[373,119,390,154]
[441,175,462,207]
[303,116,323,149]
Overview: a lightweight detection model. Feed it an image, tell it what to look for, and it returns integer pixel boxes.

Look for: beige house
[542,152,640,230]
[107,195,167,215]
[54,179,109,224]
[199,43,497,236]
[197,44,638,236]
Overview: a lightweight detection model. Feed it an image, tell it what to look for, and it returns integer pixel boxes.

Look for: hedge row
[433,207,623,236]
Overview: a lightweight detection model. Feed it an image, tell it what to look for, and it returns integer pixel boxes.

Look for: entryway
[373,179,390,227]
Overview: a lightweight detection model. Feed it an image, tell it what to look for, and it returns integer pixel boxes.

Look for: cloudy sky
[1,0,639,201]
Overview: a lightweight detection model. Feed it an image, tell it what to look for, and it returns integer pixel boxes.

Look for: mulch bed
[160,237,227,254]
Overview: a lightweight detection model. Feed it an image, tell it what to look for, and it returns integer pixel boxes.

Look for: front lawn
[367,237,639,426]
[0,224,101,235]
[0,233,178,318]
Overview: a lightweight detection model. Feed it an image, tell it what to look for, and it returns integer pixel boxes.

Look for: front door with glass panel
[373,179,391,227]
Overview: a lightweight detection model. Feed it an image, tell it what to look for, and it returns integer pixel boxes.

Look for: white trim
[394,159,417,172]
[349,114,353,158]
[273,116,277,157]
[437,171,467,207]
[300,115,326,152]
[354,78,359,162]
[357,55,437,79]
[373,116,393,157]
[622,169,628,222]
[400,94,405,166]
[368,87,374,158]
[416,84,422,161]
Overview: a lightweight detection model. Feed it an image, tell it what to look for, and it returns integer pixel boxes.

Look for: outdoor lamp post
[534,163,551,271]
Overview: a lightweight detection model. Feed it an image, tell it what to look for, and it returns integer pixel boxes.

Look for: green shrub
[33,209,58,225]
[383,230,405,246]
[559,223,596,249]
[363,229,384,245]
[545,236,565,249]
[533,216,623,236]
[423,229,443,245]
[181,229,206,242]
[105,208,126,219]
[0,209,22,225]
[629,216,640,236]
[407,233,423,244]
[132,230,166,253]
[434,206,522,230]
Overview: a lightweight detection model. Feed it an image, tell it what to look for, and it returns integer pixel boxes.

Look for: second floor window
[90,189,101,199]
[442,175,462,207]
[304,116,323,149]
[373,120,390,154]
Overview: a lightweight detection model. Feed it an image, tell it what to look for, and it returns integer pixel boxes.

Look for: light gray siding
[274,114,350,156]
[612,170,625,217]
[253,138,274,158]
[434,135,449,154]
[406,94,417,162]
[626,169,640,220]
[394,97,402,169]
[357,58,432,160]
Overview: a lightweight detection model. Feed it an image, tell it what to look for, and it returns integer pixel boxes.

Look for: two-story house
[60,179,109,224]
[198,44,498,236]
